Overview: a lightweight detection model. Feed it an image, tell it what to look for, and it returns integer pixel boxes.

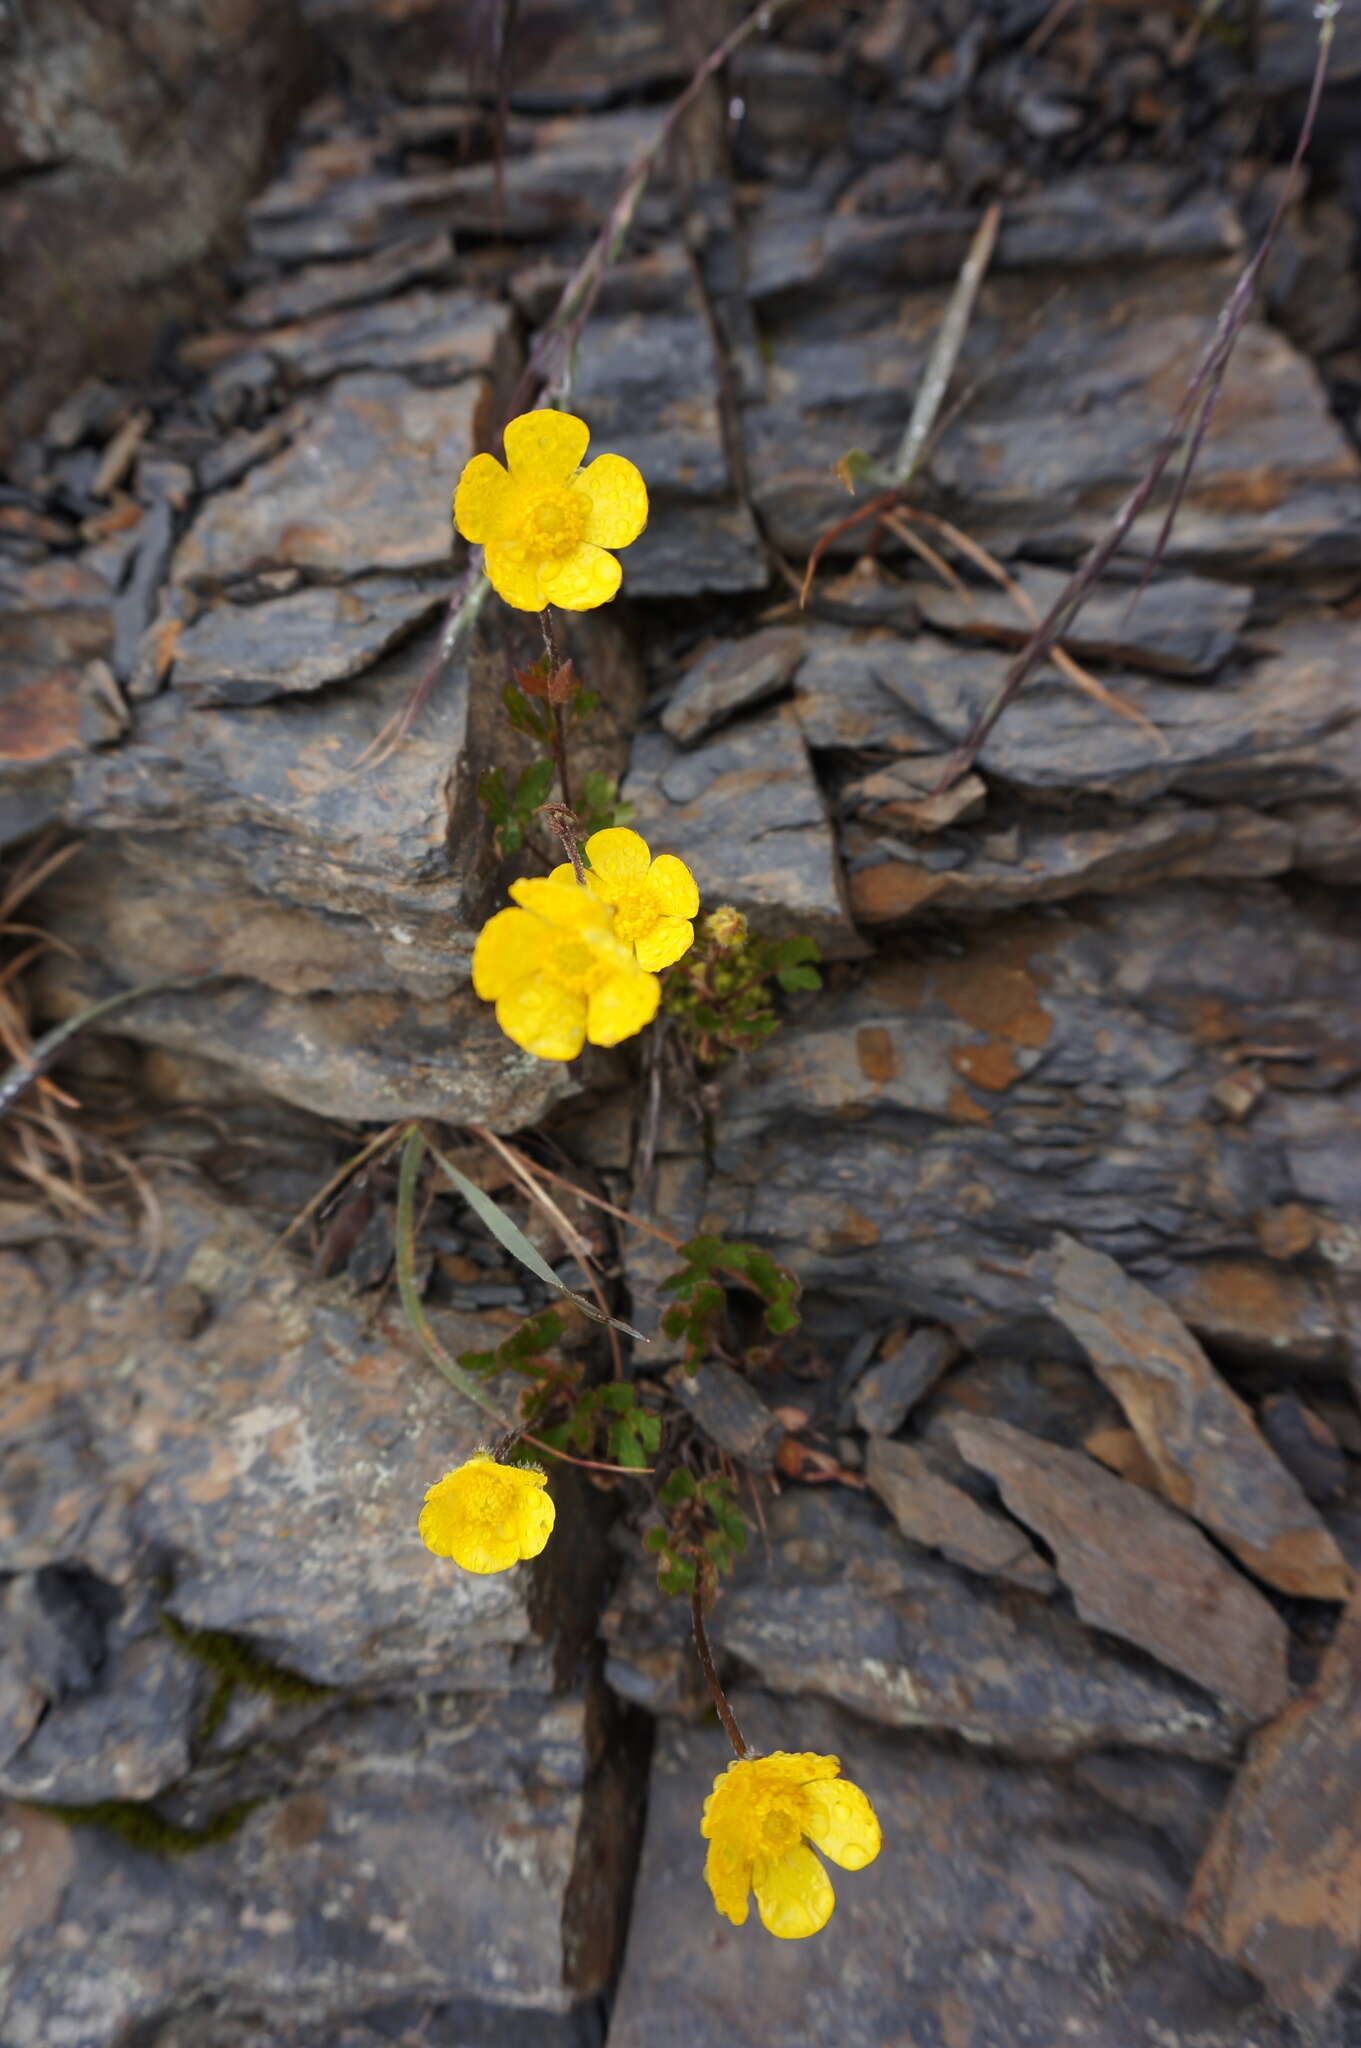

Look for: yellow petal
[511,876,614,935]
[647,853,700,919]
[497,979,588,1061]
[484,539,544,612]
[417,1457,555,1573]
[584,827,651,883]
[633,916,694,971]
[538,542,621,611]
[752,1843,835,1940]
[802,1778,882,1873]
[472,907,542,1001]
[576,453,648,549]
[586,968,660,1046]
[548,860,608,903]
[703,1836,752,1927]
[503,408,590,484]
[453,453,514,544]
[510,1473,556,1560]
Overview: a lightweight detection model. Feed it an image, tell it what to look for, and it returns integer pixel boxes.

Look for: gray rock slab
[231,234,455,330]
[604,1487,1242,1758]
[0,1688,622,2048]
[903,565,1253,679]
[949,1415,1292,1723]
[745,267,1361,571]
[660,626,806,745]
[673,1362,783,1471]
[212,288,514,391]
[1033,1234,1351,1603]
[564,275,767,599]
[622,708,861,958]
[172,372,492,589]
[0,1172,596,1696]
[865,1435,1058,1593]
[171,576,448,705]
[696,882,1361,1372]
[607,1696,1311,2048]
[849,1324,958,1433]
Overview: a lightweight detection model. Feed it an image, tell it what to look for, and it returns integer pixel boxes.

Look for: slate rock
[744,266,1361,571]
[850,1323,958,1433]
[660,627,805,745]
[949,1416,1292,1723]
[564,261,767,599]
[865,1435,1058,1593]
[673,1362,783,1471]
[170,576,448,705]
[0,1172,604,1705]
[604,1486,1241,1757]
[1035,1235,1352,1603]
[697,884,1361,1375]
[195,288,514,393]
[1259,1394,1348,1506]
[0,1686,634,2048]
[622,708,861,958]
[903,565,1252,679]
[0,1632,200,1803]
[1187,1581,1361,2018]
[172,372,494,589]
[608,1695,1311,2048]
[231,233,455,331]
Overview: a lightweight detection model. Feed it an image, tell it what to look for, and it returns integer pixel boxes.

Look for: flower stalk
[692,1584,751,1760]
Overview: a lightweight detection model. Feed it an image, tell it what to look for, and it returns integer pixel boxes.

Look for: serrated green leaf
[659,1468,696,1505]
[478,767,511,822]
[776,964,822,992]
[515,758,555,813]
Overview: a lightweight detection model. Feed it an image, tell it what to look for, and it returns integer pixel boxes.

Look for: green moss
[158,1613,332,1747]
[26,1796,261,1856]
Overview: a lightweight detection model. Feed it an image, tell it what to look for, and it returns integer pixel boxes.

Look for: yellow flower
[453,408,648,612]
[549,828,699,971]
[473,875,660,1061]
[418,1454,555,1573]
[701,1751,882,1939]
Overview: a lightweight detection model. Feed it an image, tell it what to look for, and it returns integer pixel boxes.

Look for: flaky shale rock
[1034,1235,1351,1602]
[1187,1582,1361,2018]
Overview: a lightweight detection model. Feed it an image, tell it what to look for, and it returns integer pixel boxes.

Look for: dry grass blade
[470,1122,625,1377]
[908,507,1169,755]
[269,1121,406,1260]
[881,511,970,599]
[893,201,1001,489]
[933,1,1341,791]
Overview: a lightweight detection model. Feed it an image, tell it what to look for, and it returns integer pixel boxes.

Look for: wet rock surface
[6,1,1361,2041]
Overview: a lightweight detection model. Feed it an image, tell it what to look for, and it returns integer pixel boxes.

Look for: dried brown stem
[691,1586,751,1760]
[933,2,1340,791]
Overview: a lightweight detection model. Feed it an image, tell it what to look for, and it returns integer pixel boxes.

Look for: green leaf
[658,1559,697,1596]
[643,1525,668,1554]
[776,963,822,992]
[499,820,523,856]
[478,767,511,822]
[659,1468,696,1506]
[515,757,555,814]
[425,1137,647,1341]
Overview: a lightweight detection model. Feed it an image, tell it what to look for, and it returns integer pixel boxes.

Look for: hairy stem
[692,1587,751,1760]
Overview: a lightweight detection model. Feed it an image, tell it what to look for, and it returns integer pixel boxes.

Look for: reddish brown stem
[691,1586,751,1759]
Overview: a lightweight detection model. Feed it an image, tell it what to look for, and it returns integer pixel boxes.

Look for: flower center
[758,1806,801,1857]
[543,931,612,997]
[603,880,654,946]
[522,486,588,559]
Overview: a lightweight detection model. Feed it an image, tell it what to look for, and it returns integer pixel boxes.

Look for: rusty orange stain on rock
[856,1024,899,1085]
[271,1792,329,1851]
[848,862,943,922]
[947,1083,993,1126]
[950,1040,1020,1092]
[931,926,1055,1048]
[0,669,83,765]
[828,1207,881,1249]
